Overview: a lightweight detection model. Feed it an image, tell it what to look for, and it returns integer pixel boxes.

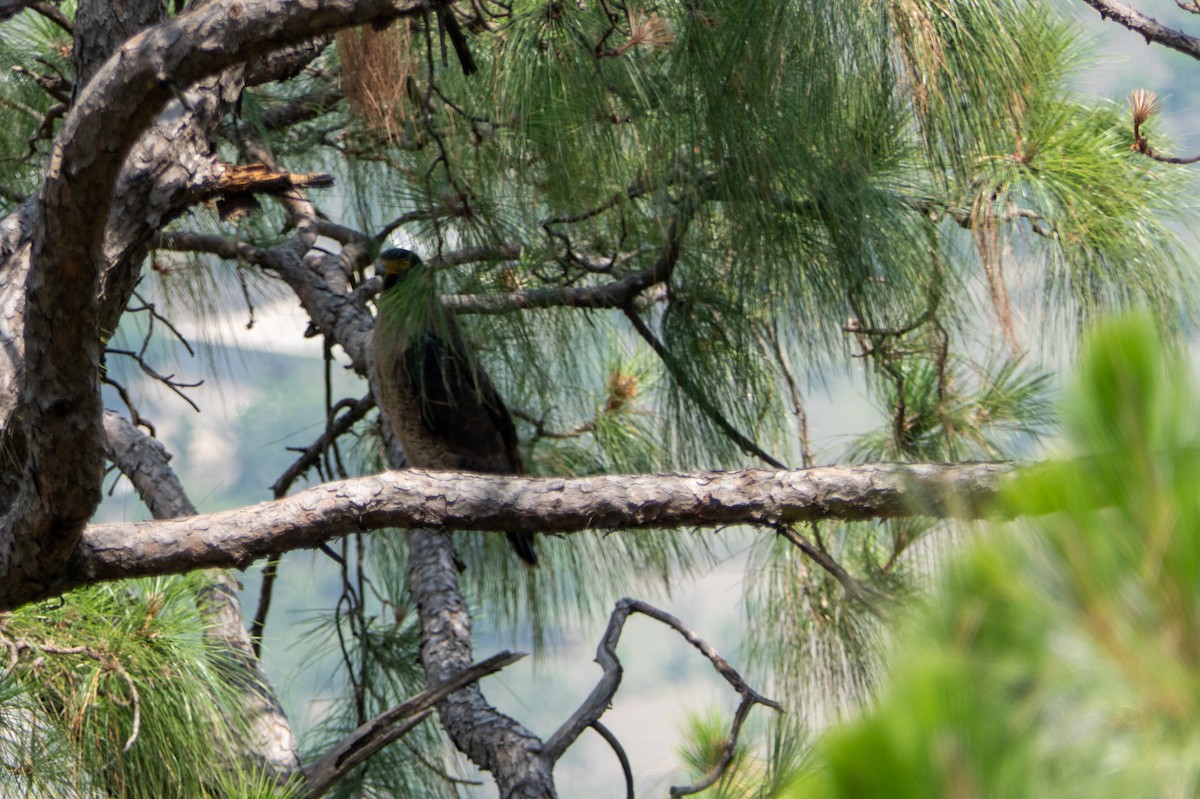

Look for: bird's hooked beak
[377,248,423,291]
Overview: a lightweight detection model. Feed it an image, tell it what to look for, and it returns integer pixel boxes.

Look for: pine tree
[0,0,1193,795]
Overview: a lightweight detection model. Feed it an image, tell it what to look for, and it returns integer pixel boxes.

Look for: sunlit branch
[1081,0,1200,59]
[56,462,1015,607]
[154,230,275,268]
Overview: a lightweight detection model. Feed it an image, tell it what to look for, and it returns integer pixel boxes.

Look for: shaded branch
[540,179,652,226]
[245,37,334,86]
[404,525,551,794]
[589,721,634,799]
[154,231,275,268]
[154,228,378,372]
[776,524,884,616]
[0,0,72,31]
[669,694,757,797]
[9,65,71,105]
[250,86,343,130]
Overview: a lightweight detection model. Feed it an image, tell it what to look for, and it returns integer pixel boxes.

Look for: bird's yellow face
[378,248,424,291]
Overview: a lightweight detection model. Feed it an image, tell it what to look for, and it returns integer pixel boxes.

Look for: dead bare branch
[589,721,634,799]
[1083,0,1200,59]
[544,597,781,789]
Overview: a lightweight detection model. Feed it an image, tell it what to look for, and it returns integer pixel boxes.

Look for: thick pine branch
[33,461,1017,607]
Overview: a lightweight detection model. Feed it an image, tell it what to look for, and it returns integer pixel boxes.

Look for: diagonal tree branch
[624,306,787,470]
[301,649,525,799]
[1081,0,1200,58]
[776,524,885,616]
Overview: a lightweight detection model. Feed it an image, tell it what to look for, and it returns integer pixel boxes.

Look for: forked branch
[544,597,781,790]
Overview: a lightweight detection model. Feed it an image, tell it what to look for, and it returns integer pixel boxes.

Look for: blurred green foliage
[786,317,1200,798]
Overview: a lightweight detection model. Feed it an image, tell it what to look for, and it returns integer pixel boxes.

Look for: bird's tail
[507,531,538,566]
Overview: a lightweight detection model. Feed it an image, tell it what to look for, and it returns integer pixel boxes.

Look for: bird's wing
[403,328,524,474]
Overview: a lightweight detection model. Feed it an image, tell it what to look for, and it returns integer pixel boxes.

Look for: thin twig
[624,307,787,469]
[511,407,595,441]
[117,668,141,753]
[101,376,155,436]
[669,695,754,797]
[128,290,196,356]
[761,323,813,468]
[776,524,884,617]
[106,348,202,412]
[251,393,375,651]
[278,397,375,498]
[1130,135,1200,164]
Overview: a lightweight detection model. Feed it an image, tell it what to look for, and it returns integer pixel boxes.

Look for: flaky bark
[51,462,1015,598]
[407,529,555,798]
[102,412,302,782]
[0,1,1072,794]
[1081,0,1200,59]
[0,0,425,609]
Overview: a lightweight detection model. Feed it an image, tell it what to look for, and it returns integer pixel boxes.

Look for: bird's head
[376,248,426,292]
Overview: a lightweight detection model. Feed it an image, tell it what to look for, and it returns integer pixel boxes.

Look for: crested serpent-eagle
[371,248,538,565]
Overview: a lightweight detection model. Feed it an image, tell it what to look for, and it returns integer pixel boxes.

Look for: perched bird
[371,247,537,565]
